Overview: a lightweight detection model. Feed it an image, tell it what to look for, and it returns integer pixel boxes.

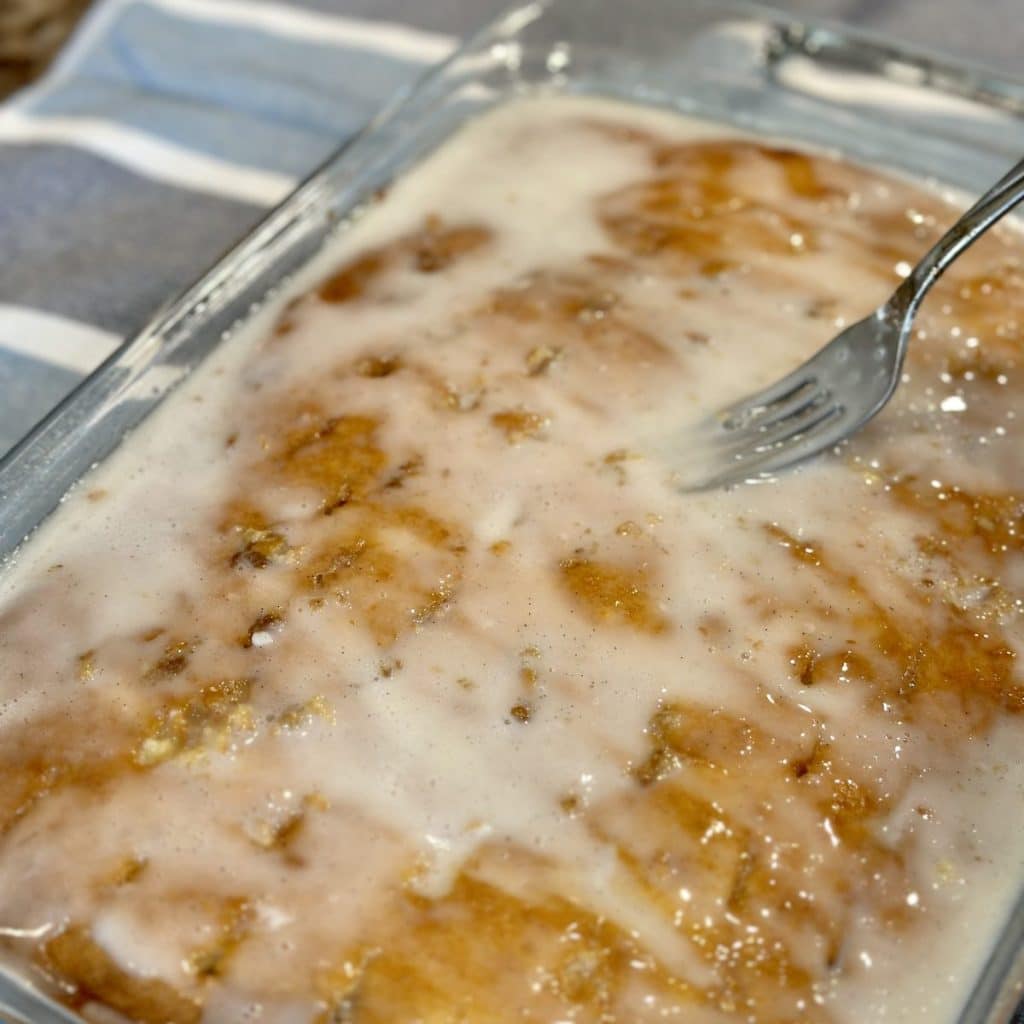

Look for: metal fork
[677,154,1024,491]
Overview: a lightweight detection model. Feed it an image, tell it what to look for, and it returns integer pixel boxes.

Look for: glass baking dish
[1,0,1022,1021]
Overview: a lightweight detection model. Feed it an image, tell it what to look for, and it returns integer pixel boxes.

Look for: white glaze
[1,96,1022,1024]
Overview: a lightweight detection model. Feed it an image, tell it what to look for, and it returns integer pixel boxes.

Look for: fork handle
[894,154,1024,317]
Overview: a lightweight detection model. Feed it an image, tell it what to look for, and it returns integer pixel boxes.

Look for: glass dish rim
[3,0,1024,499]
[0,1,1022,1022]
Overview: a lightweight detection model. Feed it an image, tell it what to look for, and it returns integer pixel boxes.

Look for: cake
[1,96,1022,1024]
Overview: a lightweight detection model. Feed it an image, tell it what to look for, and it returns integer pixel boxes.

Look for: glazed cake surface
[1,96,1023,1024]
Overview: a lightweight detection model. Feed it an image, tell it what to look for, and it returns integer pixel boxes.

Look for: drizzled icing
[1,96,1023,1024]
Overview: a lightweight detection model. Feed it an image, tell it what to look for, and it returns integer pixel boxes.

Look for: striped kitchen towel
[0,0,472,457]
[0,0,1020,459]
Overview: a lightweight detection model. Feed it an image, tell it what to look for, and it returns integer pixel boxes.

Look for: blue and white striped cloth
[0,0,1019,457]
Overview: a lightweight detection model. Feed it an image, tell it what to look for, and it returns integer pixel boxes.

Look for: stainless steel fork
[677,154,1024,491]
